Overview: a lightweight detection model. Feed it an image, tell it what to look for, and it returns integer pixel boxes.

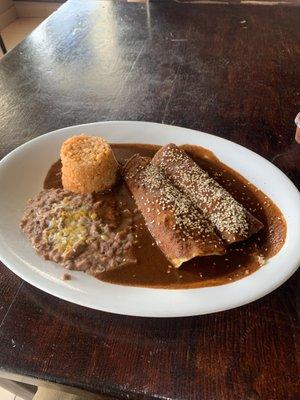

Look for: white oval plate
[0,121,299,317]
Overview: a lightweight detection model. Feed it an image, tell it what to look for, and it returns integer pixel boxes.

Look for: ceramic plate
[0,121,299,317]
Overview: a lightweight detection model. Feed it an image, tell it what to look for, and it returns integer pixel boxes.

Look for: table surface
[0,1,299,399]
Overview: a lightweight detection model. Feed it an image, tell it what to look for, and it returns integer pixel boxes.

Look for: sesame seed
[124,155,227,260]
[152,144,250,241]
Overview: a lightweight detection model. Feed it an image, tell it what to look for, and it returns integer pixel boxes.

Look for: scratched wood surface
[0,1,299,399]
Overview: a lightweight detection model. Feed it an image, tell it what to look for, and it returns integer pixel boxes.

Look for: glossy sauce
[44,144,286,288]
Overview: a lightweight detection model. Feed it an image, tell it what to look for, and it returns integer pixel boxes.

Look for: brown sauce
[44,144,286,289]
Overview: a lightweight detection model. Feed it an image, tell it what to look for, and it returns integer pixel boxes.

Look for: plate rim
[0,120,299,318]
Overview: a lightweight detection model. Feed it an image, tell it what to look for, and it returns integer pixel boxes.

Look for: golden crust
[61,134,118,194]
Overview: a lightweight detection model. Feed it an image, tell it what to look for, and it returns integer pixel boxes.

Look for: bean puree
[43,144,286,289]
[20,189,135,276]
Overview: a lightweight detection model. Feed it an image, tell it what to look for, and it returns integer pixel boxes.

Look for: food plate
[0,121,299,317]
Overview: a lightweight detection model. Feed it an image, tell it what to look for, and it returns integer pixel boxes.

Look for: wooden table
[0,1,299,399]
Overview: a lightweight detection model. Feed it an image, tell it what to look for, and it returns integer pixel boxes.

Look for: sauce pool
[44,143,286,289]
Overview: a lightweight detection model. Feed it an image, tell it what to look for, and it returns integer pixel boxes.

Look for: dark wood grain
[0,1,299,399]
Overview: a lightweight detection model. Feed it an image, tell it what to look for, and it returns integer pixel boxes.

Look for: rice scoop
[61,134,118,194]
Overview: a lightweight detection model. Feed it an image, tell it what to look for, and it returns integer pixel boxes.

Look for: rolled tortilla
[152,144,263,244]
[123,155,225,268]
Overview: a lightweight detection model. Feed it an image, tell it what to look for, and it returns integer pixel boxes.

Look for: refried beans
[20,188,135,277]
